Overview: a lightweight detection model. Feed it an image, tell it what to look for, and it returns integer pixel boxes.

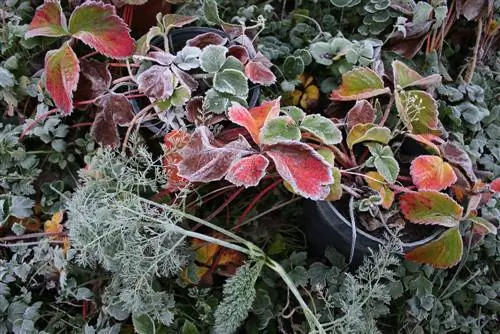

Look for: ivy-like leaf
[137,65,175,100]
[411,155,457,191]
[228,98,281,144]
[213,69,249,96]
[392,60,441,89]
[245,61,276,86]
[330,67,390,101]
[225,154,269,187]
[26,0,68,38]
[68,1,134,59]
[200,45,227,73]
[346,100,376,131]
[347,123,391,149]
[45,42,80,115]
[187,32,227,48]
[300,114,342,145]
[367,144,399,184]
[399,191,463,227]
[405,227,463,269]
[178,126,254,182]
[260,116,301,144]
[395,90,440,134]
[265,142,333,200]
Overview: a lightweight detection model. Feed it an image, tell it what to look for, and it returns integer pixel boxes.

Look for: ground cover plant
[0,0,499,333]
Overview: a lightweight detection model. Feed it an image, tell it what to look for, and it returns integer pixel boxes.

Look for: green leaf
[367,144,399,183]
[221,56,244,72]
[294,49,312,65]
[132,313,167,334]
[469,216,497,235]
[395,90,440,134]
[405,227,463,269]
[281,106,306,123]
[213,69,249,96]
[325,167,343,201]
[260,116,301,144]
[203,89,230,114]
[392,60,441,89]
[162,14,197,32]
[25,1,69,38]
[283,56,305,80]
[0,67,15,88]
[330,67,390,101]
[347,123,392,149]
[399,191,463,227]
[182,320,199,334]
[202,0,223,25]
[309,41,335,66]
[300,114,342,145]
[200,45,228,73]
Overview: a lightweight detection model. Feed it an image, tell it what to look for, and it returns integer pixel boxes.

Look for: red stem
[234,180,282,231]
[125,93,146,99]
[19,108,58,141]
[70,122,93,129]
[108,63,139,68]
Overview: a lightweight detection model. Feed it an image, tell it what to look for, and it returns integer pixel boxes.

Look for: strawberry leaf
[281,106,306,124]
[469,216,497,235]
[325,167,343,201]
[410,155,457,191]
[330,67,390,101]
[347,123,392,149]
[346,100,376,131]
[395,90,440,135]
[260,116,301,144]
[245,61,276,86]
[187,32,227,48]
[200,45,228,73]
[392,60,441,89]
[399,191,463,227]
[213,69,249,96]
[97,93,134,126]
[26,0,68,38]
[405,227,463,269]
[225,154,269,187]
[91,111,119,148]
[44,42,80,115]
[74,59,111,103]
[228,98,281,144]
[265,142,333,200]
[491,178,500,192]
[162,14,197,32]
[228,45,249,64]
[68,1,134,59]
[300,114,342,145]
[367,144,399,184]
[163,130,190,192]
[406,133,442,155]
[440,141,477,184]
[137,65,175,100]
[178,126,254,182]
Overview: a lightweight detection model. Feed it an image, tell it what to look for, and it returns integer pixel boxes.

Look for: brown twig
[465,19,483,84]
[379,94,394,127]
[121,104,155,154]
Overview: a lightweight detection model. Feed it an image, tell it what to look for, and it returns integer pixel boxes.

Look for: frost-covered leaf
[97,93,134,126]
[346,100,375,131]
[90,111,119,148]
[137,65,175,100]
[132,313,166,334]
[10,196,35,218]
[406,133,442,155]
[171,66,198,92]
[25,0,68,38]
[200,45,227,73]
[174,46,201,71]
[405,227,462,268]
[300,114,342,145]
[220,56,244,72]
[347,123,391,149]
[202,0,223,25]
[399,191,463,227]
[491,178,500,192]
[225,154,269,187]
[469,216,497,235]
[245,61,276,86]
[228,98,281,144]
[187,32,227,48]
[68,1,134,58]
[178,126,254,182]
[410,155,457,191]
[364,171,394,209]
[392,60,441,89]
[162,14,197,31]
[325,167,343,201]
[213,69,248,96]
[281,106,305,123]
[45,42,80,115]
[228,45,249,64]
[367,144,399,183]
[265,142,333,200]
[260,116,301,144]
[283,56,304,80]
[395,90,440,134]
[330,67,390,101]
[74,59,111,103]
[0,67,15,88]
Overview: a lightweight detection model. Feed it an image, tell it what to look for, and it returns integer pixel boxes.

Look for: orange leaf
[491,178,500,192]
[410,155,457,191]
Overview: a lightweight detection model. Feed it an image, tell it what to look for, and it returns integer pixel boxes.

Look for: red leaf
[96,93,134,126]
[163,130,190,191]
[491,178,500,192]
[265,142,333,200]
[178,126,254,182]
[440,141,477,184]
[74,59,111,104]
[227,98,281,144]
[245,61,276,86]
[225,154,269,187]
[345,100,375,131]
[68,1,134,58]
[405,227,463,269]
[410,155,457,191]
[90,111,120,148]
[228,45,249,64]
[399,191,463,227]
[137,65,175,100]
[186,32,228,48]
[45,42,80,115]
[26,0,68,38]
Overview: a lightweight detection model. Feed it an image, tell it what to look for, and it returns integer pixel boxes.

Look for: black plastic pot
[132,27,261,137]
[303,200,442,266]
